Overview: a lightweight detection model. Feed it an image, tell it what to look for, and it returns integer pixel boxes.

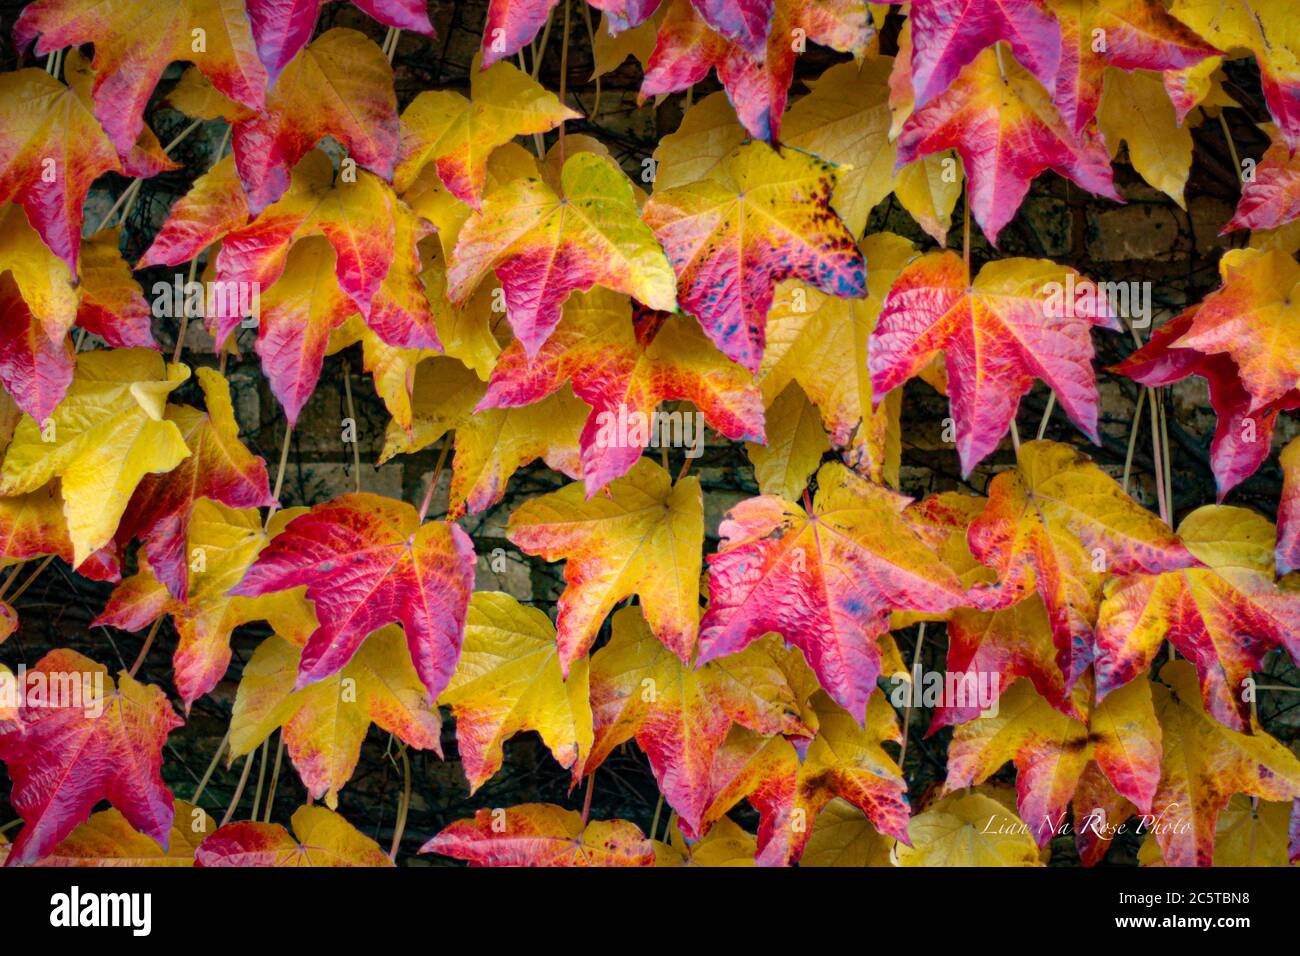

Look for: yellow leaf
[0,349,190,563]
[897,790,1044,866]
[440,591,594,791]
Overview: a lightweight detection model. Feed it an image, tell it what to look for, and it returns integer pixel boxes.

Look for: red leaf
[0,649,182,867]
[247,0,434,83]
[230,492,476,703]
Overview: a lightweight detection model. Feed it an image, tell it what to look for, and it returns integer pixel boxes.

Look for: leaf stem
[6,554,55,605]
[266,424,294,526]
[418,439,452,522]
[897,623,926,767]
[263,733,285,823]
[191,727,232,805]
[389,746,412,860]
[127,616,163,678]
[1036,391,1056,440]
[558,0,572,166]
[220,753,255,826]
[343,358,362,493]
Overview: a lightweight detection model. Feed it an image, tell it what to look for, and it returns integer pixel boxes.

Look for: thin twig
[418,439,452,522]
[127,616,163,678]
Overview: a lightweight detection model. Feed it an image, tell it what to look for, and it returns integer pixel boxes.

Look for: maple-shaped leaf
[113,367,272,602]
[870,253,1121,474]
[641,0,872,144]
[1113,305,1300,498]
[0,649,182,867]
[230,492,476,702]
[448,151,677,356]
[895,789,1043,866]
[583,607,809,834]
[0,483,124,587]
[247,0,434,83]
[1225,125,1300,232]
[394,55,579,208]
[137,154,250,269]
[746,383,831,501]
[1169,248,1300,414]
[216,151,434,342]
[896,46,1121,244]
[1137,793,1295,866]
[74,229,158,349]
[1147,660,1300,866]
[644,141,866,374]
[0,68,121,273]
[96,502,317,710]
[0,349,190,565]
[908,0,1063,109]
[196,805,393,866]
[229,625,440,807]
[14,0,265,158]
[35,800,213,867]
[965,440,1193,683]
[379,356,586,518]
[232,28,398,214]
[1097,67,1199,206]
[761,232,921,485]
[907,491,1076,727]
[507,458,702,670]
[946,677,1161,848]
[440,592,594,791]
[1048,0,1219,134]
[701,691,911,865]
[421,803,655,866]
[1096,505,1300,732]
[1170,0,1300,151]
[481,289,763,492]
[700,462,968,720]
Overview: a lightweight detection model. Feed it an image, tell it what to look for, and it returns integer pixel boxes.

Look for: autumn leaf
[480,289,763,492]
[507,458,703,670]
[95,501,316,710]
[0,348,191,566]
[394,55,579,207]
[799,799,894,866]
[1139,794,1295,866]
[1225,125,1300,232]
[946,677,1161,848]
[421,803,655,866]
[907,0,1063,109]
[0,68,121,272]
[907,491,1077,726]
[1096,505,1300,732]
[228,625,441,808]
[1113,305,1300,498]
[231,492,476,704]
[1097,68,1195,205]
[137,154,250,269]
[869,254,1122,474]
[0,649,182,867]
[965,440,1193,683]
[700,462,968,720]
[746,383,830,501]
[1277,437,1300,574]
[896,789,1043,866]
[760,232,920,485]
[1146,659,1300,866]
[14,0,265,157]
[439,592,594,792]
[896,45,1121,245]
[247,0,434,82]
[113,367,273,602]
[232,28,398,214]
[0,214,157,421]
[1170,0,1300,151]
[1049,0,1219,135]
[379,356,587,517]
[582,607,809,834]
[36,800,213,867]
[644,141,866,374]
[655,815,757,866]
[700,690,910,865]
[448,150,676,356]
[640,0,873,144]
[1169,249,1300,413]
[196,805,393,866]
